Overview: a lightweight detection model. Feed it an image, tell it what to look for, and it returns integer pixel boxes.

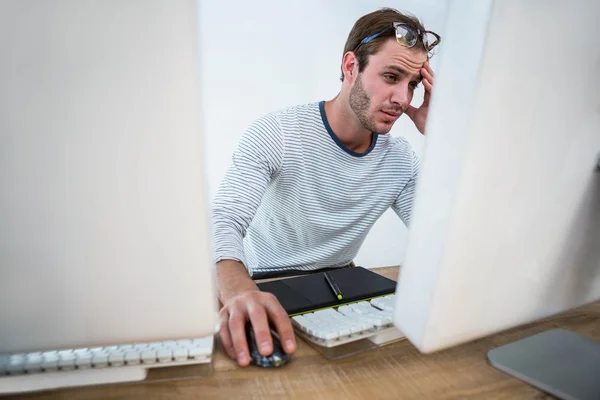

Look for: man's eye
[384,74,397,82]
[409,82,420,90]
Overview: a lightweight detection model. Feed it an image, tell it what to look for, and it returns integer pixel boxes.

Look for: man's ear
[341,51,359,82]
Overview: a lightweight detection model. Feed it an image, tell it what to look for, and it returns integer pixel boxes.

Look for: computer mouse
[245,323,291,368]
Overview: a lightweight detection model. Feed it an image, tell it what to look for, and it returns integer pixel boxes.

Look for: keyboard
[0,335,213,394]
[291,295,401,347]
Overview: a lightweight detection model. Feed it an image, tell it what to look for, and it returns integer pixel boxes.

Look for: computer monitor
[0,0,216,355]
[393,0,599,397]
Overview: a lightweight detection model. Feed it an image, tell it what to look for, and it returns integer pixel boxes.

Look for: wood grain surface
[11,267,600,400]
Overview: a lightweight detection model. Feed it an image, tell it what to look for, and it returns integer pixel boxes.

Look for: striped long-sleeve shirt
[212,101,419,277]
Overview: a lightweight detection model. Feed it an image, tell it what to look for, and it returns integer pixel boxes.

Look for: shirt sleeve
[391,151,420,226]
[211,113,283,264]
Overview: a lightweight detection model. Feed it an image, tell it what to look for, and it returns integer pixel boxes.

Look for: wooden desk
[14,267,600,400]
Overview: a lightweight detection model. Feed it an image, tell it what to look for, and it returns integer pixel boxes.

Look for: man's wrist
[216,259,259,304]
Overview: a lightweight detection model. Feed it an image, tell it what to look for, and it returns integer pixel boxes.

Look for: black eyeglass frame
[354,22,441,57]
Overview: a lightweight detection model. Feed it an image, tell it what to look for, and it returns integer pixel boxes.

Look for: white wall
[198,0,448,268]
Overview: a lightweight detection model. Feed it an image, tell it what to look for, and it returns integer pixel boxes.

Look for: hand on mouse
[246,323,291,368]
[218,288,296,367]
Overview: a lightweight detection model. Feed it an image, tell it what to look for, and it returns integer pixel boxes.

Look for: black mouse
[245,323,291,368]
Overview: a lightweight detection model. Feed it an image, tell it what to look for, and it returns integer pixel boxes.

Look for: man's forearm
[216,259,259,304]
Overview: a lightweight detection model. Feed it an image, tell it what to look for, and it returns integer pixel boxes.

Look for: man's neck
[324,96,373,153]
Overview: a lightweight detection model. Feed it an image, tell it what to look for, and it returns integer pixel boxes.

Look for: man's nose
[390,85,410,109]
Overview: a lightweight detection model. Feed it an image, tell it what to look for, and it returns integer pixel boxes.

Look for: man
[213,8,440,367]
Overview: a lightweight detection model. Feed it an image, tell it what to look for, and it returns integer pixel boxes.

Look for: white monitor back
[0,0,217,354]
[394,0,600,353]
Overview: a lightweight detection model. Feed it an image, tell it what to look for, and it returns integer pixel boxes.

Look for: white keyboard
[292,295,401,347]
[0,336,213,395]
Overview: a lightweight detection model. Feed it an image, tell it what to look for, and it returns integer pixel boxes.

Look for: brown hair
[340,8,426,82]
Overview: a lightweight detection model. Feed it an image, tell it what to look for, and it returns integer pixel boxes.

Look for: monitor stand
[487,329,600,400]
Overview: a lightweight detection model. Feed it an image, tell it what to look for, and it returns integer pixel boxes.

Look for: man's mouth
[381,110,402,120]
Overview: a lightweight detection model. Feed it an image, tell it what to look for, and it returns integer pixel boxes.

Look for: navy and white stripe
[212,101,419,277]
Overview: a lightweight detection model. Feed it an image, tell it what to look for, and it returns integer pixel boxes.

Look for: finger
[423,78,433,94]
[424,60,435,78]
[218,309,236,360]
[228,309,250,367]
[405,105,418,121]
[422,80,432,106]
[421,68,434,87]
[247,301,273,356]
[264,296,296,354]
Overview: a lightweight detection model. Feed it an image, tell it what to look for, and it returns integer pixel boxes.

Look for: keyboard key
[157,348,172,363]
[108,351,125,367]
[314,309,338,318]
[371,295,396,311]
[366,308,393,324]
[125,351,140,365]
[337,305,354,316]
[350,302,375,315]
[25,353,43,372]
[192,336,213,347]
[189,346,210,359]
[141,350,157,364]
[92,352,109,368]
[178,343,196,352]
[338,328,351,337]
[313,329,335,340]
[173,347,188,361]
[366,316,386,327]
[89,347,105,353]
[7,354,26,374]
[58,352,76,370]
[75,352,93,369]
[41,352,59,371]
[0,355,9,374]
[349,325,362,334]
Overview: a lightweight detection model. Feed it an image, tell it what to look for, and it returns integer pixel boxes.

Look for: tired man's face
[349,38,427,134]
